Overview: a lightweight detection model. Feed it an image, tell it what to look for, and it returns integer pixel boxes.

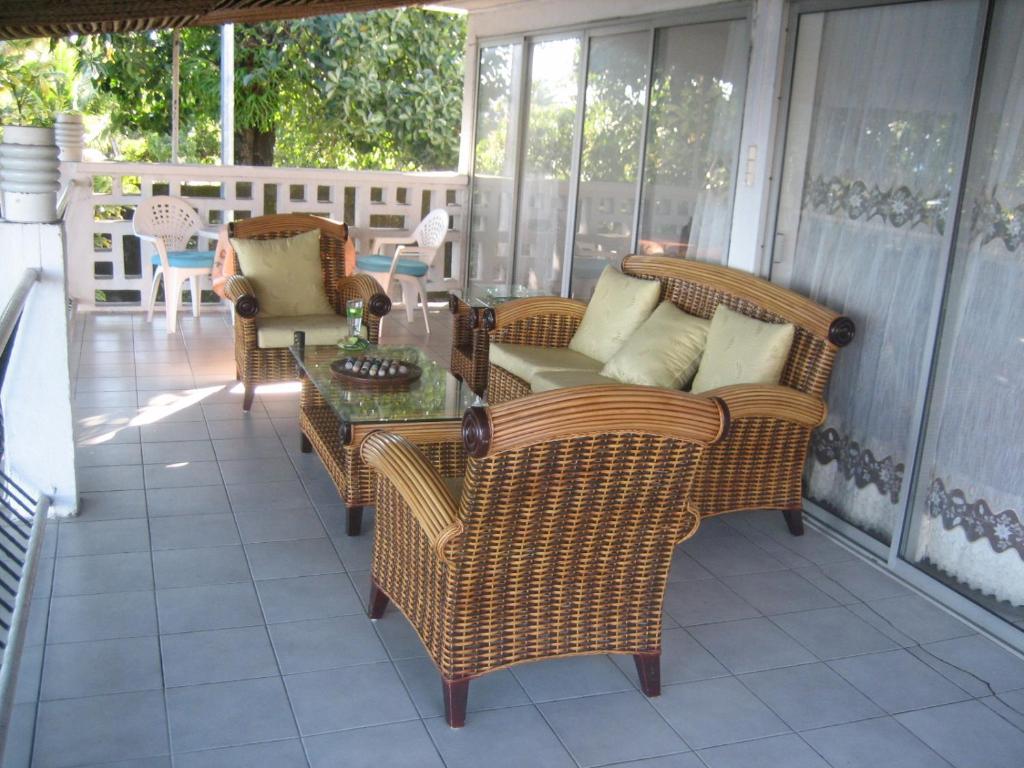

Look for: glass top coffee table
[292,342,474,536]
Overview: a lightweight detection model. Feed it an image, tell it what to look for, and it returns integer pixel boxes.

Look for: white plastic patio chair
[134,196,215,334]
[356,208,449,332]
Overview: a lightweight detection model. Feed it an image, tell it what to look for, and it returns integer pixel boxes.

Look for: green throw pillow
[567,266,661,363]
[601,302,710,388]
[690,304,795,393]
[231,229,333,318]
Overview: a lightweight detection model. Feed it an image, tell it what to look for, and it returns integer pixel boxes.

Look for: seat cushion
[256,314,347,348]
[529,368,619,393]
[231,229,334,317]
[489,342,603,384]
[356,254,428,278]
[152,250,215,269]
[690,304,795,393]
[602,302,710,389]
[568,266,661,363]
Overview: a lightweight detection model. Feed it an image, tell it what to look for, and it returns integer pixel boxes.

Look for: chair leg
[782,509,805,537]
[401,281,416,323]
[164,269,181,335]
[418,277,430,333]
[242,383,256,412]
[146,267,162,322]
[442,678,470,728]
[367,579,390,619]
[189,274,202,318]
[347,506,364,536]
[300,433,312,453]
[634,653,661,697]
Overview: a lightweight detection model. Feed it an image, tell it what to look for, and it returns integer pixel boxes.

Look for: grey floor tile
[151,545,252,589]
[207,419,281,440]
[75,489,148,521]
[596,755,703,768]
[980,689,1024,733]
[769,527,858,567]
[220,458,298,486]
[663,579,760,627]
[3,702,38,768]
[212,437,288,461]
[667,549,714,582]
[682,535,787,577]
[270,615,388,674]
[689,617,817,673]
[227,480,313,512]
[245,538,343,580]
[143,460,223,489]
[920,633,1024,694]
[372,609,429,660]
[329,523,375,571]
[166,677,298,753]
[235,507,327,544]
[41,636,162,699]
[76,442,143,468]
[802,716,951,768]
[33,690,168,768]
[146,484,231,517]
[286,662,419,736]
[397,656,529,718]
[140,420,210,443]
[866,594,975,644]
[771,606,901,660]
[141,440,216,465]
[53,552,153,596]
[540,690,690,767]
[611,628,729,687]
[722,570,837,616]
[174,739,308,768]
[256,573,362,624]
[651,677,789,750]
[699,733,829,768]
[819,559,910,601]
[305,720,444,768]
[149,513,240,550]
[792,566,861,605]
[828,649,971,713]
[740,662,884,731]
[512,655,633,703]
[162,626,278,687]
[425,705,575,768]
[845,603,917,647]
[156,582,263,633]
[58,518,150,557]
[48,590,157,643]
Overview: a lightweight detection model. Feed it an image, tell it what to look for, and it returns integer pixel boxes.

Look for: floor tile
[820,559,910,601]
[651,677,789,749]
[920,633,1024,693]
[140,420,210,443]
[681,535,787,577]
[235,507,327,544]
[227,479,313,512]
[174,739,308,768]
[41,636,162,700]
[58,518,150,557]
[722,570,837,616]
[162,626,278,687]
[256,572,362,624]
[76,442,143,468]
[305,720,444,768]
[612,627,729,686]
[156,582,263,633]
[219,458,298,486]
[866,594,974,644]
[212,437,288,461]
[980,689,1024,733]
[802,716,951,768]
[48,590,157,643]
[270,615,389,674]
[424,705,575,768]
[663,579,760,627]
[829,649,971,713]
[898,699,1024,768]
[245,538,342,580]
[143,460,223,489]
[141,440,216,465]
[372,609,429,660]
[397,656,529,718]
[151,545,252,589]
[689,617,817,674]
[206,419,281,440]
[667,549,714,582]
[166,677,298,752]
[771,606,900,660]
[540,690,689,767]
[595,755,703,768]
[33,690,168,768]
[74,489,148,521]
[149,513,239,550]
[699,733,829,768]
[512,655,633,703]
[792,565,861,604]
[146,484,230,517]
[53,552,153,596]
[740,662,883,731]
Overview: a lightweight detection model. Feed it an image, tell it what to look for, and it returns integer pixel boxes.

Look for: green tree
[0,39,89,126]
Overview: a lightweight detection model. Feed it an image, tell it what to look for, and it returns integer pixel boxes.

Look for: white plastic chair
[134,196,215,334]
[356,208,449,333]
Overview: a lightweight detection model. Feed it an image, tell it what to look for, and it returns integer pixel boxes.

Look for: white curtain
[907,0,1024,607]
[779,0,980,542]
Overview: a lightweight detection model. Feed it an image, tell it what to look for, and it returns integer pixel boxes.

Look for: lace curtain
[906,0,1024,606]
[777,0,980,542]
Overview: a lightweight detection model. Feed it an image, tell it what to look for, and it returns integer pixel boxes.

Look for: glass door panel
[511,37,582,297]
[638,19,748,263]
[771,0,981,545]
[467,43,522,299]
[569,31,651,299]
[903,0,1024,628]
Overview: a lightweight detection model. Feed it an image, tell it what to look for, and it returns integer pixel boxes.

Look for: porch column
[221,23,235,166]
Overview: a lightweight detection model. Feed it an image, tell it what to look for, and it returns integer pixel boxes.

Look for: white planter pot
[54,113,85,162]
[0,126,60,223]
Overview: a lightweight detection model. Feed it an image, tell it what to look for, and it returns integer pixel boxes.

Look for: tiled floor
[7,306,1024,768]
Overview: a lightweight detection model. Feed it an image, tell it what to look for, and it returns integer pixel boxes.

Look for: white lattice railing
[61,161,469,309]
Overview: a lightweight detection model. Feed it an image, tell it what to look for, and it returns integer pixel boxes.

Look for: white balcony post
[221,24,235,167]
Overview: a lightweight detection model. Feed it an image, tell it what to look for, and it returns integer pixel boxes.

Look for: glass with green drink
[346,299,364,341]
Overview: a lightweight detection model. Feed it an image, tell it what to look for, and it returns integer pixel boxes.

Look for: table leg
[300,433,312,453]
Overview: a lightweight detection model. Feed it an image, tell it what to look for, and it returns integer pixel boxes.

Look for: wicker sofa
[478,255,855,535]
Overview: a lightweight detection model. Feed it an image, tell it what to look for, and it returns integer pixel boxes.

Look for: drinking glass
[346,299,364,339]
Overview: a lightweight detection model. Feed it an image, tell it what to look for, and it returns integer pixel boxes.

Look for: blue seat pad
[356,254,428,277]
[152,250,216,268]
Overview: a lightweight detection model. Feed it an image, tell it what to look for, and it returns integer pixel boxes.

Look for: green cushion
[231,229,333,318]
[152,250,215,269]
[529,368,619,393]
[489,342,603,383]
[690,305,795,393]
[601,302,710,389]
[256,314,347,348]
[568,266,661,363]
[356,254,428,277]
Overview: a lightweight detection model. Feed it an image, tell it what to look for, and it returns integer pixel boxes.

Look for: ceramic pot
[0,126,60,223]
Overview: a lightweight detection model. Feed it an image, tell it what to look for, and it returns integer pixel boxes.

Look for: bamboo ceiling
[0,0,424,40]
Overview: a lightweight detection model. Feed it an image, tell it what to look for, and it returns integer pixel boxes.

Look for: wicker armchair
[479,255,854,535]
[361,385,728,727]
[223,214,391,411]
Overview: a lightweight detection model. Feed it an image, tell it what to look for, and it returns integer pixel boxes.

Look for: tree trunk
[234,128,275,166]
